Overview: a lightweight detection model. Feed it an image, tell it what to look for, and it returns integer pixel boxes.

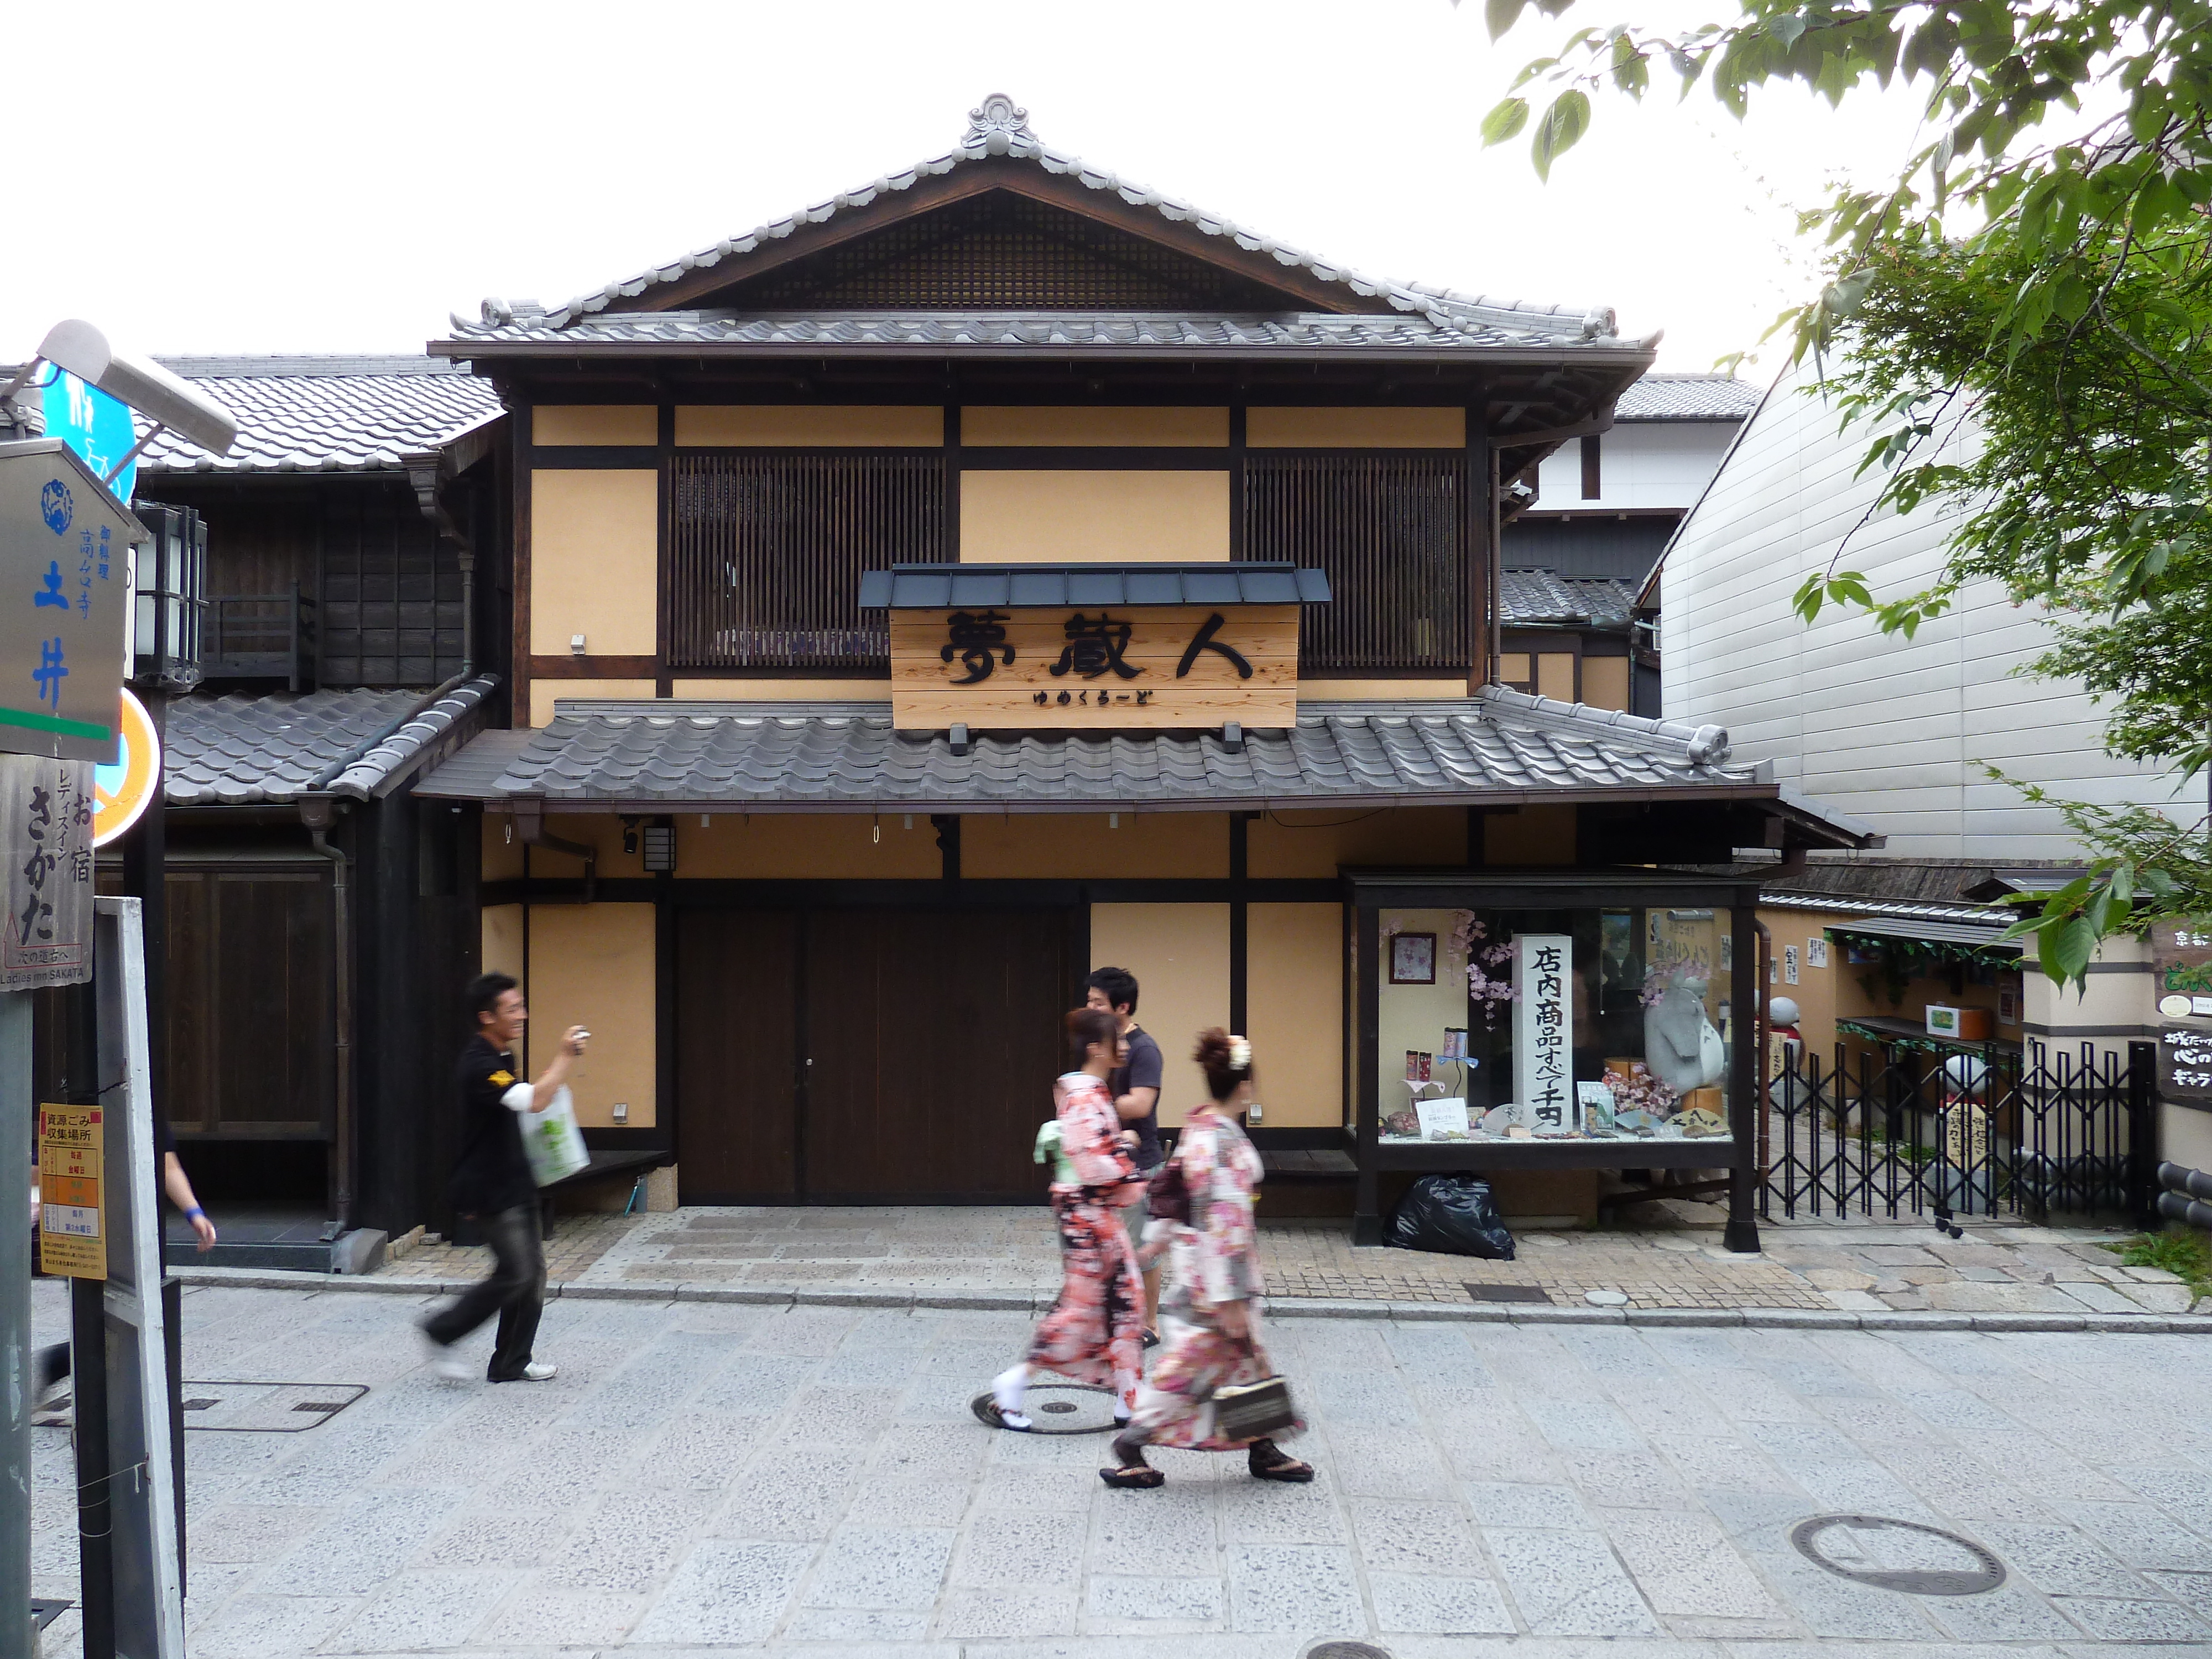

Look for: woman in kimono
[976,1006,1145,1430]
[1102,1029,1312,1489]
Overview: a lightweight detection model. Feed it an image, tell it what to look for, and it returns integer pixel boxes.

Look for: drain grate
[1790,1514,2006,1596]
[1039,1400,1078,1415]
[971,1384,1121,1436]
[1465,1283,1552,1303]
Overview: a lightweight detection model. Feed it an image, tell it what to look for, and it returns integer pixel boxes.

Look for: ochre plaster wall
[674,406,943,446]
[671,680,895,701]
[961,407,1228,447]
[1302,679,1470,701]
[1759,908,1843,1053]
[1484,805,1576,866]
[481,902,528,1062]
[530,679,656,727]
[1247,902,1345,1129]
[671,814,941,879]
[1246,408,1465,448]
[1582,656,1630,712]
[530,469,658,658]
[963,813,1229,880]
[527,903,656,1128]
[1090,903,1230,1128]
[959,471,1230,563]
[482,817,525,881]
[534,405,657,446]
[1536,653,1576,702]
[1249,806,1467,878]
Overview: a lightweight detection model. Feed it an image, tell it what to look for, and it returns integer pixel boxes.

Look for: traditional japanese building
[392,95,1875,1245]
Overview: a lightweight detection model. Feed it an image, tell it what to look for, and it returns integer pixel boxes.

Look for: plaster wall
[531,679,657,726]
[1246,903,1345,1130]
[1089,902,1230,1128]
[1246,408,1464,448]
[1301,679,1470,701]
[961,407,1227,447]
[670,680,896,701]
[1249,806,1466,878]
[530,468,658,659]
[673,406,943,446]
[1483,805,1575,866]
[671,813,941,879]
[527,902,657,1129]
[533,405,657,446]
[959,470,1230,562]
[1533,420,1739,512]
[1582,656,1630,712]
[963,813,1229,879]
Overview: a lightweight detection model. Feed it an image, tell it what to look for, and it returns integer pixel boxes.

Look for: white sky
[6,0,1938,372]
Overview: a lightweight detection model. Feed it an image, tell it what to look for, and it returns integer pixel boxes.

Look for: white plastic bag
[522,1084,590,1187]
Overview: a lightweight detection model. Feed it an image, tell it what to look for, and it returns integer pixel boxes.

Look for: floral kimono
[1025,1071,1145,1410]
[1129,1107,1302,1449]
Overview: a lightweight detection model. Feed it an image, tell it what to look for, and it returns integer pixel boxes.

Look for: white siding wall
[1661,365,2185,857]
[1533,422,1738,512]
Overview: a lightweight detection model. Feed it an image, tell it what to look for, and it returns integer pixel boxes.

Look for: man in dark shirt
[1086,966,1165,1339]
[420,972,587,1383]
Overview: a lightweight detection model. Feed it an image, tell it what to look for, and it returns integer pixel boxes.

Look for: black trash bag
[1385,1174,1516,1260]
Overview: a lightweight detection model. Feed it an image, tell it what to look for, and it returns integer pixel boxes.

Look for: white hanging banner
[1512,933,1575,1134]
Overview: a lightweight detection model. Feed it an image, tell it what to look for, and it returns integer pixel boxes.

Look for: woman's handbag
[1146,1150,1191,1227]
[1211,1372,1298,1441]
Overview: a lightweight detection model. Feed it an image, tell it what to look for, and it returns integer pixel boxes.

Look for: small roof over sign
[859,562,1331,610]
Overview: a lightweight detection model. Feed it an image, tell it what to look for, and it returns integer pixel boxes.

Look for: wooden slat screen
[667,452,942,670]
[1244,452,1468,672]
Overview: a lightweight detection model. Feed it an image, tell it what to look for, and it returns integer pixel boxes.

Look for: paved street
[28,1278,2212,1657]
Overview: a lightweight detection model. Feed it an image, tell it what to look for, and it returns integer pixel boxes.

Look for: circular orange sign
[92,690,161,847]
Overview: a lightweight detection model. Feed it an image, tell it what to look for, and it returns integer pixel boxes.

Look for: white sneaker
[517,1360,556,1381]
[421,1332,469,1381]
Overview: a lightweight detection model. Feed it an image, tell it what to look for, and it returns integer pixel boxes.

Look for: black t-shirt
[1110,1025,1166,1171]
[450,1035,536,1215]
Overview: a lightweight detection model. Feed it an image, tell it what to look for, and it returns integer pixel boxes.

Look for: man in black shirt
[420,972,588,1383]
[1086,966,1165,1340]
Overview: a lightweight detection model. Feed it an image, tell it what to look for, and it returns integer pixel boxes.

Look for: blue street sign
[40,371,139,503]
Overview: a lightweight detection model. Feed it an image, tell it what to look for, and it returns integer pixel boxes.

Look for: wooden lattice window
[667,453,941,670]
[1245,453,1468,672]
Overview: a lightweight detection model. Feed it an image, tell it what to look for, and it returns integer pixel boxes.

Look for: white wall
[1661,364,2187,858]
[1532,421,1739,513]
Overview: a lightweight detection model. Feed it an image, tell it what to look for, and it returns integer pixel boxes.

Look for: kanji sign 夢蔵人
[891,603,1297,731]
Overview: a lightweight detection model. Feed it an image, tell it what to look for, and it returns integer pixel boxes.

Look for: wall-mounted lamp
[570,633,587,657]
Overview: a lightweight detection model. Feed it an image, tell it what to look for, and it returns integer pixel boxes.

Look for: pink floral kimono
[1128,1108,1302,1449]
[1025,1071,1145,1411]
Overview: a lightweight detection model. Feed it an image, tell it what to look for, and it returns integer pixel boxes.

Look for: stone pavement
[28,1279,2212,1656]
[364,1207,2201,1318]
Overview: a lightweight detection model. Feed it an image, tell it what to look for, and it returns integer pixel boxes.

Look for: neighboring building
[1499,373,1757,715]
[1658,362,2207,1175]
[405,95,1866,1246]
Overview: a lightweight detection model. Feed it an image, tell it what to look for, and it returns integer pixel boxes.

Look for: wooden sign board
[890,604,1297,731]
[38,1100,105,1279]
[2150,922,2212,1099]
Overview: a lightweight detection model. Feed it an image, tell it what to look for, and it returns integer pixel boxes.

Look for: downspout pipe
[512,799,597,904]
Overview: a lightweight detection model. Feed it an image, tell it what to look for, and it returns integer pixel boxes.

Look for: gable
[685,188,1310,313]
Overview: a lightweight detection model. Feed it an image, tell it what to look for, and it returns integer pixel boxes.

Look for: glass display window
[1374,901,1737,1147]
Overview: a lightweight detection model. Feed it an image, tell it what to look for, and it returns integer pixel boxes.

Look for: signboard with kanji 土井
[0,437,141,763]
[38,1101,105,1280]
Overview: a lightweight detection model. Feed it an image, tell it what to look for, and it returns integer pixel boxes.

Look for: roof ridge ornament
[963,92,1034,155]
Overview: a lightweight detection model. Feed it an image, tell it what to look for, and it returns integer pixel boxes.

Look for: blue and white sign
[0,440,137,761]
[41,371,140,503]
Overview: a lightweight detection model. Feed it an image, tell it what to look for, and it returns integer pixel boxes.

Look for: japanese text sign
[890,603,1298,731]
[38,1101,106,1279]
[1,752,96,988]
[1512,933,1577,1134]
[0,440,138,761]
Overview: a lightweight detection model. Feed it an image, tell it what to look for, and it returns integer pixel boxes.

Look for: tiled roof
[1760,891,2017,946]
[1500,570,1638,626]
[1615,373,1761,422]
[409,688,1880,836]
[859,562,1330,610]
[167,677,498,805]
[458,95,1631,346]
[134,357,500,476]
[437,308,1643,358]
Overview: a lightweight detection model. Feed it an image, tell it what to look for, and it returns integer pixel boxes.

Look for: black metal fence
[1761,1039,2160,1227]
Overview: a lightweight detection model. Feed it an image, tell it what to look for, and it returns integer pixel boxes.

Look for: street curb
[164,1267,2212,1333]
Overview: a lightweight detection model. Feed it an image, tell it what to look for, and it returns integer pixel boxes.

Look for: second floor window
[667,452,942,670]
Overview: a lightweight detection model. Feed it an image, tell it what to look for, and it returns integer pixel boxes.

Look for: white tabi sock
[992,1364,1032,1430]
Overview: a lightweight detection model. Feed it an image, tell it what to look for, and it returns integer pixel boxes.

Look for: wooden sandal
[1248,1439,1314,1483]
[1100,1432,1165,1488]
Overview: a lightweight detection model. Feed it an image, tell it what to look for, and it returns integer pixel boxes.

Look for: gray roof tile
[1500,570,1638,626]
[450,96,1631,347]
[134,357,500,476]
[167,676,498,805]
[1615,372,1761,422]
[411,686,1841,825]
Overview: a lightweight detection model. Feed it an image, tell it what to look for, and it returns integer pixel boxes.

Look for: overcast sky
[7,0,1933,373]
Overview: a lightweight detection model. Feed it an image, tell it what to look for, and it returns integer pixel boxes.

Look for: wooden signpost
[890,603,1300,732]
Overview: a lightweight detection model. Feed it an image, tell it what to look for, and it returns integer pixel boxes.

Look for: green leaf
[1480,97,1530,148]
[2043,913,2098,992]
[1484,0,1530,40]
[1531,88,1590,181]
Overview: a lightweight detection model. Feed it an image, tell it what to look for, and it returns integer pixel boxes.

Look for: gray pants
[423,1201,545,1380]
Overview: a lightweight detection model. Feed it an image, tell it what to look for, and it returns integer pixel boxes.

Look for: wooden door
[802,908,1069,1201]
[675,909,800,1201]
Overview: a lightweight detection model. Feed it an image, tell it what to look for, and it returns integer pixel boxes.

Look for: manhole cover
[1790,1514,2006,1596]
[971,1384,1121,1435]
[1301,1642,1393,1659]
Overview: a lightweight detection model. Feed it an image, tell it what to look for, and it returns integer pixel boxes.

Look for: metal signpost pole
[0,992,29,1659]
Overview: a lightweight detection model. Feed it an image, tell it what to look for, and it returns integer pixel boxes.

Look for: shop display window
[1375,904,1737,1146]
